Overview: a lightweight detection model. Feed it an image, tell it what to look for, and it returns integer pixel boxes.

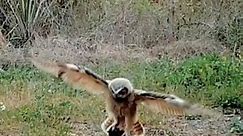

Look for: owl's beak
[115,87,128,98]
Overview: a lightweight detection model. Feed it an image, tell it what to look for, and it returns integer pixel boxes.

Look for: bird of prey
[31,58,201,136]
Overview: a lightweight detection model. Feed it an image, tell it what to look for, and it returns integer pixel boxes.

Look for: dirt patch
[69,114,241,136]
[69,121,105,136]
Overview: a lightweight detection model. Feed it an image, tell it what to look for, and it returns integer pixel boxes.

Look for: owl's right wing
[134,89,213,116]
[31,58,110,95]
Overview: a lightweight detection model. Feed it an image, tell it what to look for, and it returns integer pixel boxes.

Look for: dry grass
[0,31,7,50]
[0,90,33,110]
[149,38,226,62]
[0,89,32,135]
[0,0,241,68]
[0,35,227,68]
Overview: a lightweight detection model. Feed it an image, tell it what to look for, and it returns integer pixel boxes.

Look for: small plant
[230,117,243,134]
[215,89,243,109]
[3,0,50,46]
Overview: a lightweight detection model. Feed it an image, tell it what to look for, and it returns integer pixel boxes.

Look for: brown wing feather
[31,58,109,95]
[135,90,220,117]
[134,89,191,115]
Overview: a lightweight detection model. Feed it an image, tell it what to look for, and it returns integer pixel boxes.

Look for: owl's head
[108,78,133,102]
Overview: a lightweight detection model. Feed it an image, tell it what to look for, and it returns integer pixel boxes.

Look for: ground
[69,113,241,136]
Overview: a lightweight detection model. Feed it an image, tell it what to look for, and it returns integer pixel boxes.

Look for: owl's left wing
[31,58,110,95]
[134,89,192,115]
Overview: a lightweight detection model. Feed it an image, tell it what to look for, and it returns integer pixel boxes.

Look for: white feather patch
[164,95,186,106]
[66,64,79,70]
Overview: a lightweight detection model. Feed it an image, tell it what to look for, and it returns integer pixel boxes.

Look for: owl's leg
[122,116,132,136]
[101,116,121,134]
[107,116,119,131]
[121,121,145,136]
[131,121,145,136]
[101,117,114,135]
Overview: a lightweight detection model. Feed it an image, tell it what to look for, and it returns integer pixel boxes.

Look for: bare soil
[69,113,242,136]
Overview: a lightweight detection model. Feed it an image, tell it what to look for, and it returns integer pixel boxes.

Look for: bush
[1,0,50,47]
[167,54,243,108]
[169,54,242,90]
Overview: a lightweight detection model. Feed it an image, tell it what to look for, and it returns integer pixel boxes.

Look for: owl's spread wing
[31,58,110,95]
[134,89,192,115]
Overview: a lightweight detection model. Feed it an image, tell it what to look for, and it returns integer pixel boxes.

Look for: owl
[31,58,201,136]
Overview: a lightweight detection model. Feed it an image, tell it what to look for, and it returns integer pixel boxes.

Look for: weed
[230,117,243,134]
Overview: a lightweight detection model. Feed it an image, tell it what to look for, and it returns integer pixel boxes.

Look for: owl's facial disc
[116,87,129,98]
[111,87,131,102]
[108,78,133,102]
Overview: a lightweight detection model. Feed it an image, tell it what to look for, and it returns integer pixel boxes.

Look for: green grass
[0,54,242,135]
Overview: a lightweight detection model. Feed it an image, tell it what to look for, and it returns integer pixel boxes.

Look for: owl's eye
[118,87,128,95]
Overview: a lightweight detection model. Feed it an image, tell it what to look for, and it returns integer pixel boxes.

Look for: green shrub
[166,54,243,108]
[169,54,242,90]
[1,0,51,46]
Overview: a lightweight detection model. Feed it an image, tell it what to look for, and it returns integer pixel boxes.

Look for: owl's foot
[108,126,125,136]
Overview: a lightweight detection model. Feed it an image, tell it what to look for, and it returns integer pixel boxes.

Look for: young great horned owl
[31,58,204,136]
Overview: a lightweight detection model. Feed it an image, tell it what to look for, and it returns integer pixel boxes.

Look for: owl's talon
[108,126,125,136]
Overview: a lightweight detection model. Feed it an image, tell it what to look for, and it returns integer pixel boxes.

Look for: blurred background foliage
[0,0,241,49]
